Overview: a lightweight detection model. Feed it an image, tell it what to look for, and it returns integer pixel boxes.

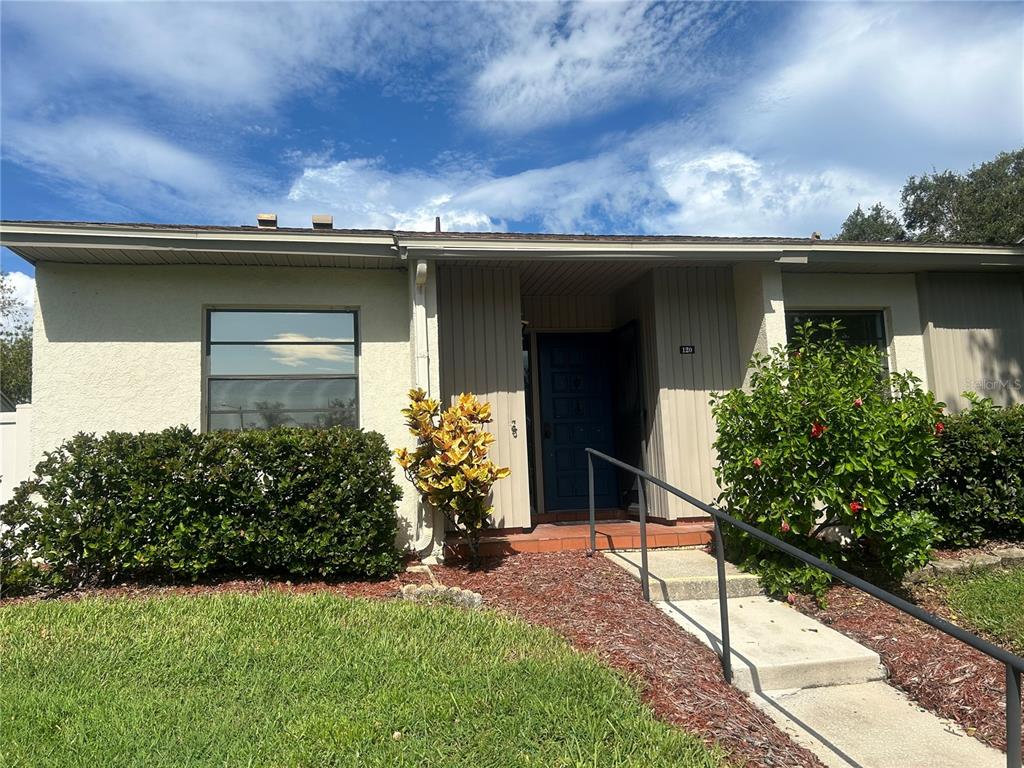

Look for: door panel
[611,320,647,506]
[538,333,618,510]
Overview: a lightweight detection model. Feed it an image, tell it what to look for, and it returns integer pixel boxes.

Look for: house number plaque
[679,345,696,355]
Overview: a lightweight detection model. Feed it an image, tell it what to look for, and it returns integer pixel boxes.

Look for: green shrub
[711,322,943,598]
[0,426,402,595]
[920,395,1024,547]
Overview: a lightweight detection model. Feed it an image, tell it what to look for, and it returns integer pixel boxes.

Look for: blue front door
[538,333,618,511]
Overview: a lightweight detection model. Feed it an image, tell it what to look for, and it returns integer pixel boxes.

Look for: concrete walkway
[605,549,1005,768]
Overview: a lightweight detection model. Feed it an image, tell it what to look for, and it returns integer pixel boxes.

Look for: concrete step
[604,548,762,601]
[753,681,1005,768]
[657,596,886,692]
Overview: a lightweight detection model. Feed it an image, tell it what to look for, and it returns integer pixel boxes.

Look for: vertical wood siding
[652,266,743,517]
[918,272,1024,411]
[521,294,616,331]
[437,266,531,529]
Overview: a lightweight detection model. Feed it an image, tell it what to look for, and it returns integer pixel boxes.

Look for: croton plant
[396,388,510,565]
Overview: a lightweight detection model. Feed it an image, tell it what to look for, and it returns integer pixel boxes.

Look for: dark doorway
[537,333,618,511]
[610,320,647,507]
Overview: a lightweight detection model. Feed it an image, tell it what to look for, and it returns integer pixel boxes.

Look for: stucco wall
[733,263,786,388]
[781,272,929,387]
[32,263,420,540]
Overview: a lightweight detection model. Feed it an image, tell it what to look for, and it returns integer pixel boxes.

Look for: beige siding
[522,294,615,331]
[651,266,743,517]
[918,272,1024,411]
[437,266,531,529]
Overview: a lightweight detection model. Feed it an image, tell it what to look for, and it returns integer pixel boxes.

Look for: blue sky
[1,0,1022,304]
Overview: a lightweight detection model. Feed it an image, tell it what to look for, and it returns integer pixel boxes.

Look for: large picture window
[206,310,358,431]
[785,310,889,368]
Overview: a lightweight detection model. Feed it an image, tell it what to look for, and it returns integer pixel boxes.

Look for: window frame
[784,308,891,369]
[203,307,360,431]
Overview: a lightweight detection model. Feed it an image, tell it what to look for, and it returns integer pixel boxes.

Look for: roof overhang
[0,221,401,267]
[1,220,1022,272]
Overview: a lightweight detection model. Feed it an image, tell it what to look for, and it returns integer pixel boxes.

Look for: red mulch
[793,584,1021,753]
[435,552,824,768]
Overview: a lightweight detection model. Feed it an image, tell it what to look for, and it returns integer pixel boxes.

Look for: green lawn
[0,592,724,768]
[942,567,1024,655]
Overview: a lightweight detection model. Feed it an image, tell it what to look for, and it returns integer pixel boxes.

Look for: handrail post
[587,451,596,554]
[1009,665,1022,768]
[637,476,650,602]
[712,518,733,683]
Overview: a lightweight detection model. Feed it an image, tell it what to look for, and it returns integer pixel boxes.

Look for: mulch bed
[435,552,824,768]
[792,584,1021,753]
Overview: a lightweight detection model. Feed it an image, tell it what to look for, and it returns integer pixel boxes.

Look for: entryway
[536,332,618,512]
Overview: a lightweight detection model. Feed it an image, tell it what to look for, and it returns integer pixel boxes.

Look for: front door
[537,333,618,511]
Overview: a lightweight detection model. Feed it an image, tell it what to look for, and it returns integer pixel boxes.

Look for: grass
[942,567,1024,655]
[0,592,725,768]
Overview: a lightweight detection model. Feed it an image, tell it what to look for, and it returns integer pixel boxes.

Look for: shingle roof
[1,219,1018,249]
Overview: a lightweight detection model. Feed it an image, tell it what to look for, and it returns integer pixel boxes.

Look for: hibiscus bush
[711,322,944,598]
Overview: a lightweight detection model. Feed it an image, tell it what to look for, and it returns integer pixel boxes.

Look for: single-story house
[2,217,1022,554]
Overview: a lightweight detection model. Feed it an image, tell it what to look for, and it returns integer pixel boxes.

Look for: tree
[836,148,1024,245]
[836,202,906,242]
[1,272,32,407]
[902,149,1024,244]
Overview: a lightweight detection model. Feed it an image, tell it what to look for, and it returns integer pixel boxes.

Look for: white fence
[1,404,33,504]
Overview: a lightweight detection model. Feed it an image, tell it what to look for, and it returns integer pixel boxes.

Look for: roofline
[2,220,1023,265]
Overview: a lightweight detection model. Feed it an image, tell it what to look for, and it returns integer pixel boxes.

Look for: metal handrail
[586,447,1024,767]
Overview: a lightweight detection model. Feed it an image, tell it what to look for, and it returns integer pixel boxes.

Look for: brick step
[447,520,712,558]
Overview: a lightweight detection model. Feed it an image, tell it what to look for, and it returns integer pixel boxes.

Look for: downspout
[403,242,444,559]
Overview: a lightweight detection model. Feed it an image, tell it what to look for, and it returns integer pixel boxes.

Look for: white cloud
[469,2,732,132]
[2,117,247,222]
[1,270,35,331]
[276,137,893,237]
[723,3,1024,173]
[647,148,895,237]
[1,3,371,112]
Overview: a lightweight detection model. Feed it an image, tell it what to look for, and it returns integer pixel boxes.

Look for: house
[2,218,1022,553]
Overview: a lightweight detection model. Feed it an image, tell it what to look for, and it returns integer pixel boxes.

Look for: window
[785,310,888,367]
[206,310,358,431]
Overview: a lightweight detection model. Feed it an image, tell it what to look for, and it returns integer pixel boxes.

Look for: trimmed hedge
[922,396,1024,547]
[1,426,402,594]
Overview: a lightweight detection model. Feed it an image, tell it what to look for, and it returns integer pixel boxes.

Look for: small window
[785,310,889,366]
[206,310,358,431]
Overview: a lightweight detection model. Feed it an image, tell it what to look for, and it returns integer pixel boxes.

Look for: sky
[1,0,1022,316]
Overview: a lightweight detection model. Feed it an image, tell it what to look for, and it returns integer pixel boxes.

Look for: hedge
[920,396,1024,547]
[0,425,403,595]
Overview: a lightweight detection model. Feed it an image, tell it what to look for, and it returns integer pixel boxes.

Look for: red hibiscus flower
[849,501,863,513]
[853,397,863,408]
[810,422,827,439]
[780,519,791,533]
[752,457,763,469]
[934,422,945,435]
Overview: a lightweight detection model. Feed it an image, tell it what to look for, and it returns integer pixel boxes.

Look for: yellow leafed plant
[395,389,510,565]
